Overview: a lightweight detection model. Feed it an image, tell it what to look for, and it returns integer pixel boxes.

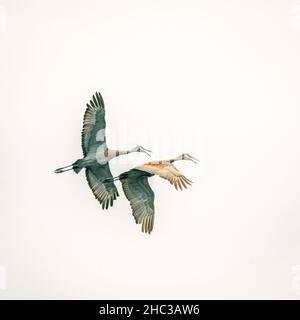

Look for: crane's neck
[169,157,182,163]
[95,145,134,165]
[109,149,131,157]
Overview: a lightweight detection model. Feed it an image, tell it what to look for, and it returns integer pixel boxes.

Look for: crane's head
[175,153,199,164]
[131,145,152,157]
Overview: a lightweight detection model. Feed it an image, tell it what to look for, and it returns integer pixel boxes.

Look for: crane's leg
[54,159,84,174]
[54,165,73,174]
[103,176,120,183]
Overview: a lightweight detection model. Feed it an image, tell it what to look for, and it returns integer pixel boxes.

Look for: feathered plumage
[116,154,198,234]
[55,92,151,210]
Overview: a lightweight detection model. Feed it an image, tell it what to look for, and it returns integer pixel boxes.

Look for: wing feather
[138,162,192,190]
[120,170,155,234]
[81,92,106,156]
[85,164,119,210]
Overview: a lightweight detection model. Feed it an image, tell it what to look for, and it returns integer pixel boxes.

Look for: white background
[1,0,300,299]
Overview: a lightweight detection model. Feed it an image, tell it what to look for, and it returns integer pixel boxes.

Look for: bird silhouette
[54,92,151,209]
[106,154,199,234]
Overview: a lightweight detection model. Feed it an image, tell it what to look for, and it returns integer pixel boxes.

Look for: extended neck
[169,157,181,163]
[109,149,131,158]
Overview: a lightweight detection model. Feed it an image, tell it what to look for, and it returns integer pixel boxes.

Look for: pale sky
[1,0,300,299]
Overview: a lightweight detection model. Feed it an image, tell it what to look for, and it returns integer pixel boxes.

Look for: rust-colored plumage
[137,161,193,190]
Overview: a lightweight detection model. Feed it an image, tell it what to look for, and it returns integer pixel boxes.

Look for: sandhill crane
[106,154,199,234]
[54,92,151,209]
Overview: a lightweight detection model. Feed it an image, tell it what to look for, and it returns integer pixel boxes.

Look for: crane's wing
[120,169,155,234]
[137,163,192,190]
[85,164,119,210]
[157,164,192,190]
[81,92,106,157]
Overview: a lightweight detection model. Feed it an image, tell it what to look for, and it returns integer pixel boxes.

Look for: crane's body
[55,92,151,209]
[109,154,198,234]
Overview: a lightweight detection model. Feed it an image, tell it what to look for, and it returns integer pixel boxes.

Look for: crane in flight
[106,154,199,234]
[54,92,151,209]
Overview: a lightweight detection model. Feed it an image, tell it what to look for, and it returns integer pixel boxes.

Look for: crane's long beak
[140,147,152,157]
[189,155,200,164]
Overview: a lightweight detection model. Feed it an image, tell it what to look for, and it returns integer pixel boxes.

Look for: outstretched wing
[81,92,106,157]
[138,162,192,190]
[120,169,155,234]
[157,164,192,190]
[85,164,119,210]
